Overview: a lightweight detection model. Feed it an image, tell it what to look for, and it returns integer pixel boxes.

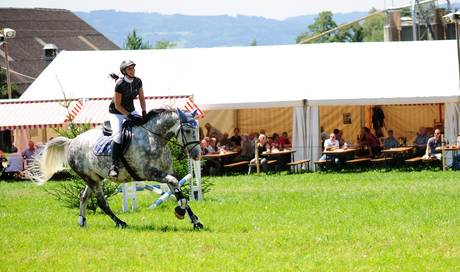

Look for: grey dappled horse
[30,109,203,229]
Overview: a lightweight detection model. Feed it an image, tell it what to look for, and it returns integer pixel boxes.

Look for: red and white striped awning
[73,96,203,127]
[0,96,202,130]
[0,99,83,130]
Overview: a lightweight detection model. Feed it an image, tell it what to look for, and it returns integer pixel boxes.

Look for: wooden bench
[223,161,249,175]
[223,161,249,169]
[344,157,371,170]
[248,160,278,174]
[370,157,394,167]
[313,160,330,171]
[370,157,393,163]
[287,159,310,173]
[405,156,438,169]
[405,157,423,164]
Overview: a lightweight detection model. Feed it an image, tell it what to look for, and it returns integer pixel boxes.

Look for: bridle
[139,118,200,154]
[175,121,200,153]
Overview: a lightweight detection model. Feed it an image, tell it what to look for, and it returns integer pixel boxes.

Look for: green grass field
[1,171,459,271]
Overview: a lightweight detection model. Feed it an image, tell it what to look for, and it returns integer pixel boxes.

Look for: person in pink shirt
[362,127,381,157]
[277,131,292,149]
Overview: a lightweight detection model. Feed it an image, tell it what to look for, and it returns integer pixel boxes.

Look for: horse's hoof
[193,222,204,229]
[78,216,86,228]
[174,206,186,220]
[116,221,128,229]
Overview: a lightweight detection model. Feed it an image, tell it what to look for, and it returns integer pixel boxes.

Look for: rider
[108,60,147,177]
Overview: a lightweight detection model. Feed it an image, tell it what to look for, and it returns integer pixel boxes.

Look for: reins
[138,120,200,152]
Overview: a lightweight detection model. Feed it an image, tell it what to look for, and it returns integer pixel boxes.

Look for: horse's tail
[29,136,71,185]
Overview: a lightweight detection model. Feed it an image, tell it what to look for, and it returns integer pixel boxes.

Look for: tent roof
[21,40,460,108]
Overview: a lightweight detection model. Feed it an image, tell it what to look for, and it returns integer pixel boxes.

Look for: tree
[154,40,176,49]
[296,11,354,43]
[0,69,19,99]
[123,29,151,49]
[362,9,384,42]
[250,39,257,46]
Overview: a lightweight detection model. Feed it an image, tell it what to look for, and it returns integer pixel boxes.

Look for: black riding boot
[109,142,122,177]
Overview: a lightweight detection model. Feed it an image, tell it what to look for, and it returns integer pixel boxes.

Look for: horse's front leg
[163,174,203,229]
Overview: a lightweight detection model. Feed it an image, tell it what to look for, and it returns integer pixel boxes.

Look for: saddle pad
[94,136,112,156]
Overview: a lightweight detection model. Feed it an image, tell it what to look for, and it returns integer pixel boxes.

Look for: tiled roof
[0,8,119,95]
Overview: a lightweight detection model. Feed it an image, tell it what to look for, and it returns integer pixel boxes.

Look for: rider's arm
[138,87,146,112]
[114,92,130,117]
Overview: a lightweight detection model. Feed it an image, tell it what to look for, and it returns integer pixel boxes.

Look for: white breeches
[109,111,140,144]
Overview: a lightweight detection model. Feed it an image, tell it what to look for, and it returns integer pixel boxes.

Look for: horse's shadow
[127,223,211,233]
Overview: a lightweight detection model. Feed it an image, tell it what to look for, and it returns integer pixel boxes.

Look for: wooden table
[381,146,414,166]
[436,145,459,171]
[202,151,238,159]
[381,146,413,154]
[261,149,296,171]
[322,148,357,156]
[322,148,357,170]
[202,151,239,175]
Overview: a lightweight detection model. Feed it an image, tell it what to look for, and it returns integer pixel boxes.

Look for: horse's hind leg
[78,185,93,227]
[94,182,127,228]
[163,174,203,229]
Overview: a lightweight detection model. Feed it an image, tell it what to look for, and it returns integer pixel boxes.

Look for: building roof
[21,40,460,109]
[0,8,119,94]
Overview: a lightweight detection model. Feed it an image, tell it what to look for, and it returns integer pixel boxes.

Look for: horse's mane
[139,108,175,125]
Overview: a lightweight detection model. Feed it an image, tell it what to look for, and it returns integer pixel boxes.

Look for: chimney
[43,43,58,62]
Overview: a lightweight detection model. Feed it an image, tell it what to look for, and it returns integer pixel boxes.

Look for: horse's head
[176,109,201,160]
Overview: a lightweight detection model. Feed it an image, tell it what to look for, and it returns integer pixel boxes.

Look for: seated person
[230,128,242,147]
[320,127,328,148]
[219,132,231,149]
[277,131,292,149]
[423,129,447,160]
[249,134,268,172]
[1,146,24,180]
[333,129,345,147]
[207,137,219,154]
[413,127,429,157]
[233,135,254,162]
[0,149,6,173]
[319,133,340,161]
[200,138,221,176]
[383,129,399,149]
[361,127,381,158]
[200,139,209,155]
[22,140,37,169]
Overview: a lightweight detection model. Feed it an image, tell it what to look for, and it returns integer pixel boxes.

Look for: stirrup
[109,165,119,177]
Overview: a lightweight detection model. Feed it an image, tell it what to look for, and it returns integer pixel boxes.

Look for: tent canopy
[0,99,81,130]
[21,40,460,109]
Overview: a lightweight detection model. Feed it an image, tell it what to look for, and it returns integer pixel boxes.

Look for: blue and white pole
[149,174,192,209]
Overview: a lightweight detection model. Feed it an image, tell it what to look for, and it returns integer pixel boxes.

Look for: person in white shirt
[319,133,340,161]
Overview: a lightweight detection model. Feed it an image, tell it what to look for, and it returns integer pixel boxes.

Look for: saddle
[94,120,134,156]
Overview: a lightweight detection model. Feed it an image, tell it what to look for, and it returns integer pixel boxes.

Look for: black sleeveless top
[109,77,143,114]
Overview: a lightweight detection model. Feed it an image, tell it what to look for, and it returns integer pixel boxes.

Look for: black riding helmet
[120,60,136,75]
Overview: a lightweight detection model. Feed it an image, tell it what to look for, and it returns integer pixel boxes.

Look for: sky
[1,0,415,20]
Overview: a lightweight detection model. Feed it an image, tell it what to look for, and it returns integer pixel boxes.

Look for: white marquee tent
[16,40,460,166]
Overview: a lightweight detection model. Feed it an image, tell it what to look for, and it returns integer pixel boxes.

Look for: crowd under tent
[11,40,460,167]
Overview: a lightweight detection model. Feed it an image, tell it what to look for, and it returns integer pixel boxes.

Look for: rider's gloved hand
[127,113,143,125]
